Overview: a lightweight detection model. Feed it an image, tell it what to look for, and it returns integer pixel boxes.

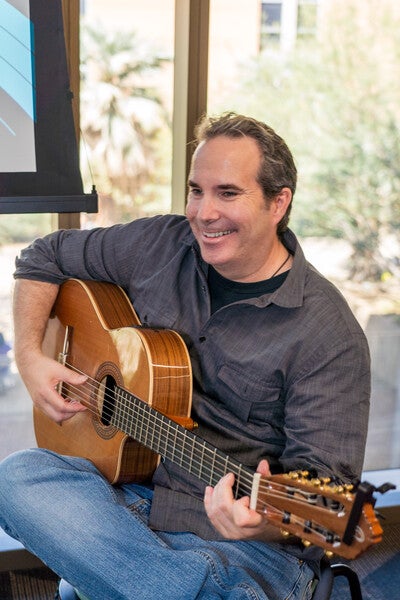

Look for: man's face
[186,135,287,282]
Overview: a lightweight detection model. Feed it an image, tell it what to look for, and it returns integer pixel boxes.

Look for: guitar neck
[112,386,253,498]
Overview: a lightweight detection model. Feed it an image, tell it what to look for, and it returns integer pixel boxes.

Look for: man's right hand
[13,278,87,423]
[19,352,87,423]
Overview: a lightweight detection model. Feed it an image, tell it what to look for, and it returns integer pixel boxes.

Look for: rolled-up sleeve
[14,215,190,288]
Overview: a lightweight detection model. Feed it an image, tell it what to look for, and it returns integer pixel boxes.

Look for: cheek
[185,199,195,220]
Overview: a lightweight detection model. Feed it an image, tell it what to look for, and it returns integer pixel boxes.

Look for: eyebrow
[188,180,243,191]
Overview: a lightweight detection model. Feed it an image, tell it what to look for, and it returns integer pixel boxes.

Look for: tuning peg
[325,550,334,559]
[311,478,321,486]
[280,529,291,538]
[301,539,312,548]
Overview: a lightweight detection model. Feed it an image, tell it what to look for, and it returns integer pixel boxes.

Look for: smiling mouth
[203,230,233,238]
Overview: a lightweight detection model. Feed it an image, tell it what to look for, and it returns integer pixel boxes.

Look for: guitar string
[58,365,346,509]
[59,364,258,488]
[55,364,349,540]
[51,376,349,546]
[55,385,341,545]
[63,380,264,496]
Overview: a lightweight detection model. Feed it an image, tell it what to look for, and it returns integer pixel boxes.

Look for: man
[0,113,370,599]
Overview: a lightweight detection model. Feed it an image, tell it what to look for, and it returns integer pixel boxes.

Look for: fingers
[24,356,88,423]
[256,459,271,477]
[204,473,264,539]
[41,383,87,423]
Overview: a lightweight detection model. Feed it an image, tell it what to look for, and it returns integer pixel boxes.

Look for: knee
[0,449,40,498]
[0,448,64,503]
[0,450,39,530]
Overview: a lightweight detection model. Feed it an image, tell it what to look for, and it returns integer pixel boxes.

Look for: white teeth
[204,230,232,238]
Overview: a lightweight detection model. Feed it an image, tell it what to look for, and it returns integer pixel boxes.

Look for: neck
[225,242,291,283]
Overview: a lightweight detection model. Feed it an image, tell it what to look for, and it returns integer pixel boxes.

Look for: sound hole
[98,374,117,426]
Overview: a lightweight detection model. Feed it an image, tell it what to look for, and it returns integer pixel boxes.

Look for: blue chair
[56,578,89,600]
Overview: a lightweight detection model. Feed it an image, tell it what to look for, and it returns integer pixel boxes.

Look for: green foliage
[214,0,400,281]
[0,214,52,246]
[80,21,172,220]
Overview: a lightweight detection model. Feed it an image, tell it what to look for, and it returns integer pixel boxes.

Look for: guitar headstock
[252,470,392,559]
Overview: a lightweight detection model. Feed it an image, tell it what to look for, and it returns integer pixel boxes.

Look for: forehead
[190,135,261,183]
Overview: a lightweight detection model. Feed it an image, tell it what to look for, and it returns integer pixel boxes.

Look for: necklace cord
[270,251,291,278]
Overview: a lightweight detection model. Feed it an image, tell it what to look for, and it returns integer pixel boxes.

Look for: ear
[271,188,292,224]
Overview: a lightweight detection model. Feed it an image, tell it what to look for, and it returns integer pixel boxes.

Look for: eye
[220,189,239,199]
[188,186,202,197]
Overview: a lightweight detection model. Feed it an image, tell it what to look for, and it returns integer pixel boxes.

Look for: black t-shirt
[208,265,289,313]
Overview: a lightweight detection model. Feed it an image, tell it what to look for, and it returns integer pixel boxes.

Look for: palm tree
[80,23,171,221]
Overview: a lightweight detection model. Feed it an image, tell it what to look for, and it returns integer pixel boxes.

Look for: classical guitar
[35,279,386,559]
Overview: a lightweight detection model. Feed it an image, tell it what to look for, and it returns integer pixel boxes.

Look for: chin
[200,247,230,267]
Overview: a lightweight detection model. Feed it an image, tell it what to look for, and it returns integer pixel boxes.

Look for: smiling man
[187,133,292,282]
[0,113,370,600]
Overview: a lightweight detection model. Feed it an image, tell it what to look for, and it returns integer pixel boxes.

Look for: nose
[195,194,220,222]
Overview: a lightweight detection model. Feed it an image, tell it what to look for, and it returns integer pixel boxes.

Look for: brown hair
[193,112,297,234]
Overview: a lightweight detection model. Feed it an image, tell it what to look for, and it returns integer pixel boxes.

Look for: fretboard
[111,386,254,499]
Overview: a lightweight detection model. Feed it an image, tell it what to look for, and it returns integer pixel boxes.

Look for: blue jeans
[0,449,314,600]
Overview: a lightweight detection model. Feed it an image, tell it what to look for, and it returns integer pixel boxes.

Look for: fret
[142,401,150,448]
[188,431,195,475]
[210,448,217,486]
[138,401,145,445]
[223,455,229,477]
[149,404,156,453]
[122,391,130,435]
[112,385,252,492]
[167,423,176,463]
[234,464,242,500]
[198,439,207,481]
[110,388,122,430]
[180,429,189,469]
[159,414,169,456]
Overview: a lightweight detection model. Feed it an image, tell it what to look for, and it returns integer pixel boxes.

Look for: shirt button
[199,336,206,343]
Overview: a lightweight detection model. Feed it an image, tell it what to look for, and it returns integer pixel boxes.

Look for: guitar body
[35,279,193,484]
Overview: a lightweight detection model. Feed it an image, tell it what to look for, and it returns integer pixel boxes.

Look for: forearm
[13,278,59,367]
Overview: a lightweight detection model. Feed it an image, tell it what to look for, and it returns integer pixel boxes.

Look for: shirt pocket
[216,363,284,425]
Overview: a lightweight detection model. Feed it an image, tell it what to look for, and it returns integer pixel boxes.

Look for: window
[261,2,282,46]
[297,0,318,37]
[260,0,320,51]
[79,0,175,227]
[208,0,400,482]
[1,1,399,503]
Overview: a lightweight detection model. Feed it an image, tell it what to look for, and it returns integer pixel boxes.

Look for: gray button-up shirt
[15,215,370,543]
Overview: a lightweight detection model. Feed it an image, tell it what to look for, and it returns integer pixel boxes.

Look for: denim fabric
[0,449,314,600]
